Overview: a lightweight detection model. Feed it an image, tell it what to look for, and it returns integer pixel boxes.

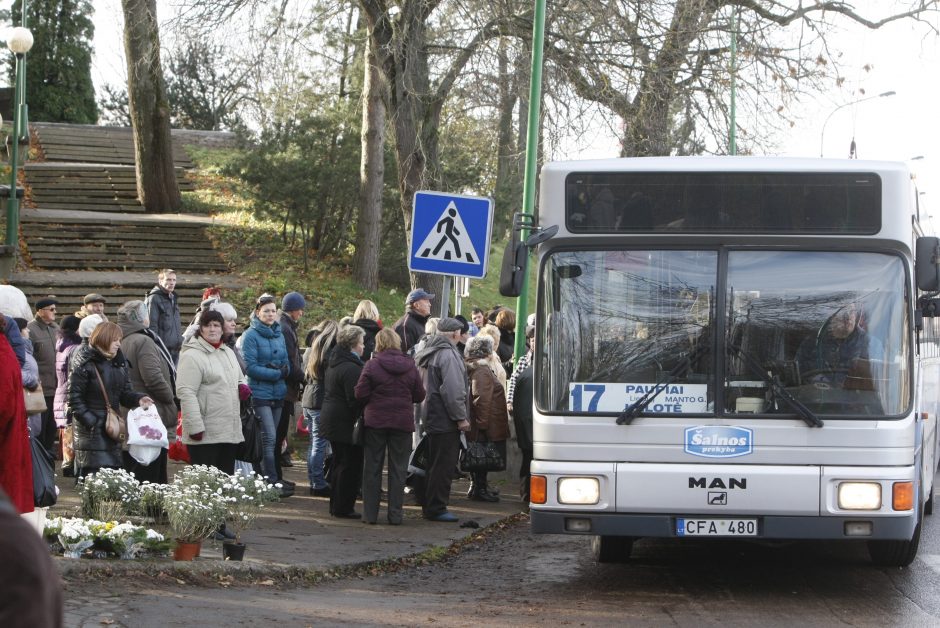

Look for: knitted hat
[78,314,104,338]
[282,291,307,312]
[60,315,81,334]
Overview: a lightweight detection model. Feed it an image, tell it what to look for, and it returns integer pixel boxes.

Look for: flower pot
[173,540,201,561]
[222,541,246,561]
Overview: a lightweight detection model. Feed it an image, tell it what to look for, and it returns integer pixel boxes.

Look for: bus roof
[542,156,910,176]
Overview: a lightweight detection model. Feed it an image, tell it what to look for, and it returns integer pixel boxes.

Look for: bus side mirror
[916,236,940,291]
[499,241,528,297]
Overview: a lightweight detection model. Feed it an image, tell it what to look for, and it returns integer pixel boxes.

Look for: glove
[238,383,252,401]
[189,431,205,441]
[279,364,290,379]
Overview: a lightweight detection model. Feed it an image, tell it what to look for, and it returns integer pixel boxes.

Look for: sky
[2,0,938,199]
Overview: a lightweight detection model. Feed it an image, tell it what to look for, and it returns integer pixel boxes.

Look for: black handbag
[459,438,506,473]
[235,398,263,464]
[31,436,57,508]
[351,415,365,446]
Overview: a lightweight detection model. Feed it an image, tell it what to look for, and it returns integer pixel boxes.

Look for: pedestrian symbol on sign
[416,201,480,264]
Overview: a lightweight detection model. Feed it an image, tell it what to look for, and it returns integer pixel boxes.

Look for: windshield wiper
[726,342,823,428]
[616,343,706,425]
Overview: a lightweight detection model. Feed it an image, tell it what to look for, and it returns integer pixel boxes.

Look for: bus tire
[591,535,634,563]
[925,491,934,516]
[867,508,922,567]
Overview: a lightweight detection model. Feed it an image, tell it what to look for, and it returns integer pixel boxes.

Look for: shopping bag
[31,436,57,508]
[407,434,430,478]
[126,406,169,447]
[296,413,310,436]
[459,435,506,473]
[168,412,190,463]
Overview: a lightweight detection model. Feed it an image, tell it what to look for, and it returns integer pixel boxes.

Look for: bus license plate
[677,518,758,537]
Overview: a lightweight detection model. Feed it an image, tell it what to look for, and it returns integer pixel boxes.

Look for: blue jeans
[304,408,332,489]
[254,399,283,484]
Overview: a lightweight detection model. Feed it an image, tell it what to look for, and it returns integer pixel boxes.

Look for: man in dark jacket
[145,269,182,364]
[27,296,59,450]
[277,291,306,486]
[414,317,470,522]
[394,288,435,354]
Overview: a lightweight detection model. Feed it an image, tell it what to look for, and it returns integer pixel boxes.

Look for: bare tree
[121,0,181,212]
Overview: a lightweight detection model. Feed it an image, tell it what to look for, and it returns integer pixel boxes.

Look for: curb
[56,513,528,586]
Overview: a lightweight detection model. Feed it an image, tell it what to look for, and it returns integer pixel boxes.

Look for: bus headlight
[838,482,882,510]
[558,477,600,505]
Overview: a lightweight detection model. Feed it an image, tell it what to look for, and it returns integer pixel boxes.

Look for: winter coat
[117,318,178,431]
[511,361,533,452]
[497,328,515,364]
[319,347,364,445]
[466,359,511,442]
[21,339,39,391]
[414,335,468,434]
[67,344,144,471]
[353,318,382,361]
[278,312,304,401]
[27,317,59,392]
[0,332,32,513]
[393,310,430,354]
[240,317,289,401]
[53,334,81,424]
[354,348,425,431]
[176,335,246,445]
[145,285,182,356]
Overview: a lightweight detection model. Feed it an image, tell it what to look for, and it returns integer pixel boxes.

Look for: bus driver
[795,301,884,387]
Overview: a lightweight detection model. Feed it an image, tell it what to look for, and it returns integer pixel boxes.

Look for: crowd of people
[0,273,535,527]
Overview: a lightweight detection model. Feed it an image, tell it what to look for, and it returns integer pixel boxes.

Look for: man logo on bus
[684,426,753,458]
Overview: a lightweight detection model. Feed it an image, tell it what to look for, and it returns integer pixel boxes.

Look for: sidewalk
[49,455,525,580]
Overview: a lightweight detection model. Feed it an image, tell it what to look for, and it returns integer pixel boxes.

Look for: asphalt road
[65,474,940,628]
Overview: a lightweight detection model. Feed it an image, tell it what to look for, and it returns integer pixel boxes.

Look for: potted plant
[219,470,280,560]
[164,484,227,561]
[77,468,141,522]
[57,518,94,559]
[138,482,171,524]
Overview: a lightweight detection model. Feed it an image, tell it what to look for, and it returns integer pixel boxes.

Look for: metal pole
[439,275,451,318]
[729,7,737,156]
[512,0,546,366]
[819,90,895,158]
[453,276,462,315]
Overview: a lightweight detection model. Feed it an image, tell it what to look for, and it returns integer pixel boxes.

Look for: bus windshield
[538,249,910,418]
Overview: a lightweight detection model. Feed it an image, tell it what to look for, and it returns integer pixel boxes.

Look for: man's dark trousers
[422,431,461,518]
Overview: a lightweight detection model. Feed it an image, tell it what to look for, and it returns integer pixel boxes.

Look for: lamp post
[819,90,895,158]
[0,25,33,281]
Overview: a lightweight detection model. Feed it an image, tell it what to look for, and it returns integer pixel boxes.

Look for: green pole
[512,0,547,365]
[729,7,737,156]
[2,1,28,281]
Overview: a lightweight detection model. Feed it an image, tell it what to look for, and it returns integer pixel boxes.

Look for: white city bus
[508,157,940,566]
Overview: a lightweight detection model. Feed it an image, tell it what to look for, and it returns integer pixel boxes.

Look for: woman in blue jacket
[240,295,290,493]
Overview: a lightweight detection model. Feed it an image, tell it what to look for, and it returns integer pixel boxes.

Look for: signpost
[409,191,494,316]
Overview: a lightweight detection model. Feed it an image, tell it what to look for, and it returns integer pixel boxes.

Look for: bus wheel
[925,491,934,516]
[867,508,922,567]
[591,535,634,563]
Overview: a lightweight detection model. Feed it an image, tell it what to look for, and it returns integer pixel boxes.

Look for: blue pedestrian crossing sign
[409,191,494,279]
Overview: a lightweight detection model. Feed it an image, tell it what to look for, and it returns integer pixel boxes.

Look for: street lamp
[819,90,896,158]
[0,24,34,281]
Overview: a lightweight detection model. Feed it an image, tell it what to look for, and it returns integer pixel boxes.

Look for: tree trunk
[353,29,385,291]
[492,37,519,236]
[121,0,181,212]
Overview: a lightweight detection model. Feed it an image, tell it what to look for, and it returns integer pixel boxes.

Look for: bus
[504,157,940,566]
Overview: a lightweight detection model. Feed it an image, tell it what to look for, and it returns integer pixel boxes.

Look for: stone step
[26,239,216,251]
[23,227,211,242]
[26,259,230,272]
[27,247,224,261]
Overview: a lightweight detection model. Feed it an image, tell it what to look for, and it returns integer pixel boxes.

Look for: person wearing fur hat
[28,297,59,450]
[464,334,511,502]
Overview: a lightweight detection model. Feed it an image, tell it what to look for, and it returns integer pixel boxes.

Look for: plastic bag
[407,434,429,478]
[31,435,57,507]
[168,412,190,463]
[126,406,169,447]
[235,399,263,464]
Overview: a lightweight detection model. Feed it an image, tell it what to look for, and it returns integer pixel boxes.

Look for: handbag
[30,436,57,508]
[24,383,47,414]
[351,414,365,446]
[235,398,263,464]
[92,366,126,443]
[407,434,430,477]
[459,437,506,473]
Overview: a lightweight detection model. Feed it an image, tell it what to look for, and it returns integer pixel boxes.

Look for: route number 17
[570,384,606,412]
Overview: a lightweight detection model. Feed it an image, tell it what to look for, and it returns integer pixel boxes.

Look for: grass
[180,144,535,332]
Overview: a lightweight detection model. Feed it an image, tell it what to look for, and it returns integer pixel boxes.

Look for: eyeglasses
[43,306,56,311]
